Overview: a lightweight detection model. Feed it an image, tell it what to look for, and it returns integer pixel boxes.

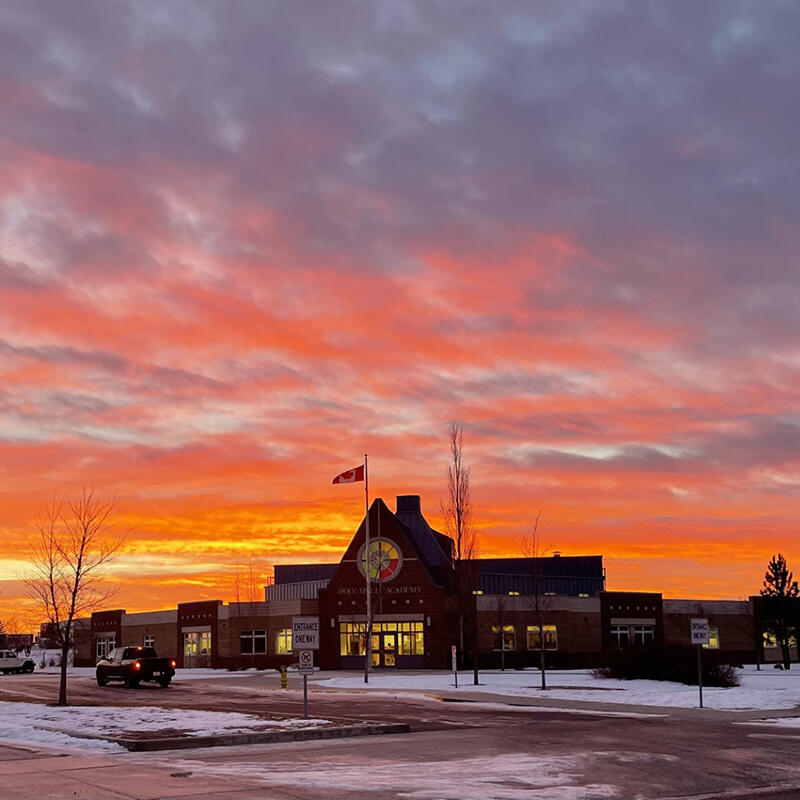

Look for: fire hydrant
[279,666,288,689]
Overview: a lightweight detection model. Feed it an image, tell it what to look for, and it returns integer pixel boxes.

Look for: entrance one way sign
[691,618,709,645]
[292,617,319,650]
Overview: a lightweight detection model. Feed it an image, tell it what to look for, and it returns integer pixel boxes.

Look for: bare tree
[492,592,510,671]
[442,422,480,684]
[232,562,264,668]
[23,491,124,705]
[245,563,259,667]
[522,511,551,689]
[232,565,243,668]
[0,609,37,652]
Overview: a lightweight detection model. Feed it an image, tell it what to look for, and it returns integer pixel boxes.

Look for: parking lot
[2,670,800,799]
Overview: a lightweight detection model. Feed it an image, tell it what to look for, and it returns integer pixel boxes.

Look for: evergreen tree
[760,553,799,669]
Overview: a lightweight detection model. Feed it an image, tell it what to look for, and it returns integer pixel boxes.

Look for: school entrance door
[371,630,397,667]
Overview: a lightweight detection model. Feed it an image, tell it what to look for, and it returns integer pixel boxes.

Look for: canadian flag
[332,464,365,484]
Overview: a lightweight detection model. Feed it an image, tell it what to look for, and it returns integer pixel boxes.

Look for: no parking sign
[297,649,314,675]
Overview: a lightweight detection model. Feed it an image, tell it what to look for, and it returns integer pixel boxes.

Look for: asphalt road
[2,671,800,800]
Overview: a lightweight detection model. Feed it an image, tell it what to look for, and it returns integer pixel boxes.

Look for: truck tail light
[133,661,141,670]
[170,660,176,668]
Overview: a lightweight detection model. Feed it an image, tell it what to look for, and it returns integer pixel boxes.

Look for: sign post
[452,645,458,688]
[293,617,319,720]
[690,618,709,709]
[297,650,314,718]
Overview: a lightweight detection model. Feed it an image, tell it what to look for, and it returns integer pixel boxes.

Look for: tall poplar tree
[442,422,479,684]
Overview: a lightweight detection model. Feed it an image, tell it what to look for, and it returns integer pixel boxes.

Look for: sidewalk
[0,743,271,800]
[432,687,800,721]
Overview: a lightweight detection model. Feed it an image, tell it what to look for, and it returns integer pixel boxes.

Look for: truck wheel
[96,674,109,686]
[22,662,34,674]
[158,676,171,688]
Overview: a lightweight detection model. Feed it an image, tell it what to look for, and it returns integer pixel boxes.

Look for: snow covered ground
[318,665,800,711]
[0,700,329,753]
[167,751,622,800]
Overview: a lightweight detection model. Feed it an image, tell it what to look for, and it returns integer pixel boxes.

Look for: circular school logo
[357,538,403,582]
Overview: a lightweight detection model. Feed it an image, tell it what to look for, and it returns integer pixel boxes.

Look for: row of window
[492,624,723,652]
[98,630,292,659]
[97,634,156,659]
[239,629,294,655]
[339,622,425,657]
[609,624,655,648]
[609,624,721,650]
[492,625,558,651]
[99,623,729,660]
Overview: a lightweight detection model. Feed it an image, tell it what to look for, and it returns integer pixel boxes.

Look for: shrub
[594,646,740,688]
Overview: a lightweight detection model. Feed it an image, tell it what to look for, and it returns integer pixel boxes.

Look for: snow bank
[0,701,328,753]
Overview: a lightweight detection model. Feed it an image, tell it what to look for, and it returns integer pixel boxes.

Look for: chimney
[396,495,421,514]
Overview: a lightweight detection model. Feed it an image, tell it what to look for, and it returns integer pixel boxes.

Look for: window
[527,625,557,650]
[183,632,198,656]
[276,628,293,654]
[610,624,629,649]
[398,621,424,655]
[143,635,154,648]
[339,623,365,656]
[183,631,212,656]
[761,631,796,648]
[240,630,267,654]
[492,625,516,651]
[701,626,720,650]
[96,636,115,659]
[633,625,655,646]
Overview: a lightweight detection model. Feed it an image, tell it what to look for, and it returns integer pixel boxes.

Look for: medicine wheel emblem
[357,537,403,582]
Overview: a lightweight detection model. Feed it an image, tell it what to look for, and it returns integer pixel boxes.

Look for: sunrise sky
[2,2,799,625]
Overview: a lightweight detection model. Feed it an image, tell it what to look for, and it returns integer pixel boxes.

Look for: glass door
[383,634,396,667]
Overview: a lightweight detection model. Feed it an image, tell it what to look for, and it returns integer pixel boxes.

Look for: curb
[115,721,410,751]
[38,721,409,752]
[656,782,800,800]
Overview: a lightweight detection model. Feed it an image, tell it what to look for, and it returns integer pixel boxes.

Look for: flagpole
[364,453,371,684]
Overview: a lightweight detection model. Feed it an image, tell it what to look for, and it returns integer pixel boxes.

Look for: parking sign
[297,649,314,675]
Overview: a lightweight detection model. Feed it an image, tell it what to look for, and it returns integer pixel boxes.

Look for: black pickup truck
[96,646,176,688]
